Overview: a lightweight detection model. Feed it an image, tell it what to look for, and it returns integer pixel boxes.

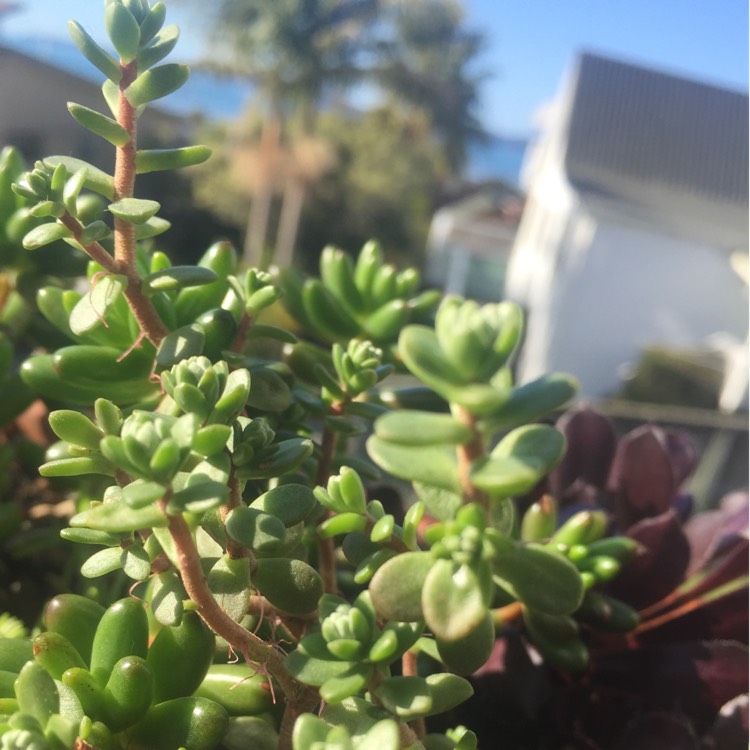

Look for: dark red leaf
[590,641,748,734]
[611,711,700,750]
[684,494,749,577]
[551,406,616,496]
[608,510,690,609]
[608,425,677,526]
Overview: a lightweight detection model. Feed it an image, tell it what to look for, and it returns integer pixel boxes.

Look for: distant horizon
[1,0,746,138]
[0,34,528,185]
[0,33,537,143]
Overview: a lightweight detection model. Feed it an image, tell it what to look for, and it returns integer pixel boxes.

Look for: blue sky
[2,0,747,137]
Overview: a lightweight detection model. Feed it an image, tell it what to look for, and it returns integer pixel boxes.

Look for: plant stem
[59,215,120,274]
[159,500,319,748]
[315,404,344,595]
[454,406,489,509]
[103,58,169,347]
[493,601,523,627]
[114,61,138,268]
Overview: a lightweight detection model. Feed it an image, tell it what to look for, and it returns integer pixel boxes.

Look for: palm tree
[176,0,380,267]
[374,0,486,175]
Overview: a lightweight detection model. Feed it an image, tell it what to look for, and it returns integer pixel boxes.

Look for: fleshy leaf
[109,197,160,224]
[124,63,190,107]
[206,555,251,622]
[483,373,578,431]
[70,501,167,532]
[151,571,184,626]
[69,274,126,336]
[225,506,287,557]
[369,551,432,622]
[120,543,151,580]
[367,436,460,493]
[374,410,473,446]
[249,484,317,528]
[493,542,583,615]
[135,145,211,174]
[470,424,566,496]
[422,560,486,642]
[23,222,72,250]
[141,265,217,294]
[284,651,355,687]
[68,21,122,83]
[67,102,130,146]
[319,666,369,704]
[374,676,433,720]
[81,547,122,578]
[156,324,206,368]
[44,155,114,199]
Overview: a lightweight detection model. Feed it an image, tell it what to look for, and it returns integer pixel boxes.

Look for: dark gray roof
[564,52,749,212]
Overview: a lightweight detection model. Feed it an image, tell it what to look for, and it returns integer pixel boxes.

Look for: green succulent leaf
[249,484,317,528]
[109,197,160,224]
[105,1,141,63]
[70,499,168,532]
[151,571,185,627]
[81,546,123,578]
[139,2,167,46]
[366,436,460,493]
[373,676,432,720]
[225,506,287,557]
[124,63,190,107]
[492,542,584,616]
[284,651,355,687]
[135,145,212,174]
[136,215,171,239]
[67,102,130,146]
[319,666,369,704]
[120,543,152,580]
[14,661,59,727]
[253,558,323,616]
[422,560,486,642]
[156,324,206,368]
[23,221,72,250]
[69,274,127,336]
[141,265,217,295]
[68,20,122,83]
[44,155,115,199]
[483,373,579,431]
[48,409,104,450]
[169,478,229,514]
[39,455,115,478]
[374,410,473,446]
[369,551,432,622]
[136,24,179,70]
[470,424,566,496]
[206,555,251,622]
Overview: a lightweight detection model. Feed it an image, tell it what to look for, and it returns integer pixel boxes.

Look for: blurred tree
[175,0,486,266]
[374,0,486,175]
[190,105,446,269]
[174,0,380,267]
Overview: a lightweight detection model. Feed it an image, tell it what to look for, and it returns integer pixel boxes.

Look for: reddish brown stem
[454,406,490,509]
[401,649,418,677]
[159,500,319,748]
[114,60,139,268]
[493,601,523,628]
[315,402,345,595]
[59,214,120,274]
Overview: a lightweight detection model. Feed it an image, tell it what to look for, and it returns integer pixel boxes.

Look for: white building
[505,52,748,405]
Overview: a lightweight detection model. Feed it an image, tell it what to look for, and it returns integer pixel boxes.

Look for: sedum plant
[0,2,649,750]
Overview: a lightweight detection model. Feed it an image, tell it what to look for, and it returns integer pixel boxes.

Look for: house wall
[515,207,748,398]
[0,49,185,167]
